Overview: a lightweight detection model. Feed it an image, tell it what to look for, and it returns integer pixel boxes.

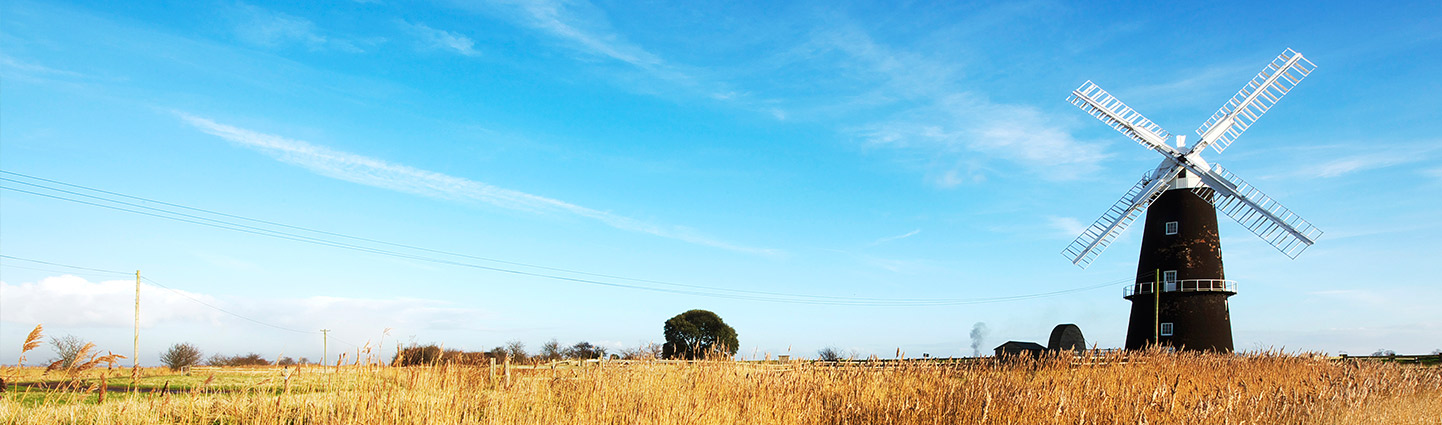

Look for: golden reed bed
[4,348,1440,424]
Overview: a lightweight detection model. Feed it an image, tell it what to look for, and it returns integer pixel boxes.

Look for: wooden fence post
[504,356,512,388]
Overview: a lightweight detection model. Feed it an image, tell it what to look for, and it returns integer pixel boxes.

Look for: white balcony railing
[1123,279,1237,297]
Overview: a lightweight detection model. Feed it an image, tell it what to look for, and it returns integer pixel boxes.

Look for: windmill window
[1160,322,1174,336]
[1165,221,1178,235]
[1163,270,1177,291]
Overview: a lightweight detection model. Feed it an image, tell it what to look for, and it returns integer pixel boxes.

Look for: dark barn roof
[994,341,1046,358]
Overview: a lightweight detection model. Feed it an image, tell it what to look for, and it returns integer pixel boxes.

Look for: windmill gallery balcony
[1123,279,1237,298]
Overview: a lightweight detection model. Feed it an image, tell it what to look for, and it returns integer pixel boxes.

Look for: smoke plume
[969,322,989,357]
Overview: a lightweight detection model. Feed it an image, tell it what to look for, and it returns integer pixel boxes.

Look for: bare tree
[504,340,528,363]
[539,339,563,362]
[205,353,230,366]
[817,347,842,361]
[620,342,661,360]
[48,335,88,369]
[160,342,203,371]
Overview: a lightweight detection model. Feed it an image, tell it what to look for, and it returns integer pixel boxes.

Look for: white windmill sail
[1189,164,1322,258]
[1063,49,1321,268]
[1062,164,1183,268]
[1193,49,1316,154]
[1068,81,1181,156]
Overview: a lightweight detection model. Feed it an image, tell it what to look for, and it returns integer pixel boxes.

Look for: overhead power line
[0,170,1139,306]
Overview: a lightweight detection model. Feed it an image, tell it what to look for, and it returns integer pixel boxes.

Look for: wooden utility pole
[133,270,140,392]
[1154,269,1161,344]
[320,329,330,366]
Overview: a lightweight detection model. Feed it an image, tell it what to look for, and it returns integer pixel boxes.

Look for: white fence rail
[1123,279,1237,297]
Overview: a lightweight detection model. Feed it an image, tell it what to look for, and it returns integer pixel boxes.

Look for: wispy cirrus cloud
[870,229,920,246]
[1045,216,1086,239]
[462,2,1106,184]
[231,3,365,52]
[808,25,1108,185]
[1301,151,1424,178]
[453,0,750,104]
[855,94,1109,185]
[482,0,662,68]
[1265,142,1439,180]
[176,113,779,256]
[1116,62,1261,110]
[400,20,480,56]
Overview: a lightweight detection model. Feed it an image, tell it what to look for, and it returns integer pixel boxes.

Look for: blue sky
[2,0,1440,364]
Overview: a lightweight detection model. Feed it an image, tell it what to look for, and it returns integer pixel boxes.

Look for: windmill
[1061,49,1322,352]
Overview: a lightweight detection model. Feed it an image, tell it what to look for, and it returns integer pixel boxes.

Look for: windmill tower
[1061,49,1323,352]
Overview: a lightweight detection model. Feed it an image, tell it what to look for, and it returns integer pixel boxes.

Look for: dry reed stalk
[3,345,1440,424]
[18,325,42,365]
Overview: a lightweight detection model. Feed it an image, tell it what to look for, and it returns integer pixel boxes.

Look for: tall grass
[4,346,1439,424]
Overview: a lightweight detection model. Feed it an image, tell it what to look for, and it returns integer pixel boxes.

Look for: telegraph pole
[320,329,330,365]
[133,270,141,391]
[1154,269,1161,344]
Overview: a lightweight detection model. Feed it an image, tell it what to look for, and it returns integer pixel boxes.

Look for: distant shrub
[160,343,203,371]
[563,342,606,360]
[206,353,269,366]
[392,344,494,366]
[620,342,661,360]
[392,344,443,366]
[48,335,88,369]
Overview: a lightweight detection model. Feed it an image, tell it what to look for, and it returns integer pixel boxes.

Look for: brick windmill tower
[1060,49,1323,352]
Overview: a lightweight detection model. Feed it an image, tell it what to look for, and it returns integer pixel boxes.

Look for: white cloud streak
[467,2,1106,184]
[401,21,480,56]
[0,275,219,327]
[462,0,746,101]
[233,3,363,52]
[0,275,491,333]
[1046,216,1085,239]
[811,26,1108,185]
[176,113,778,256]
[1301,152,1423,178]
[870,229,920,245]
[488,0,663,68]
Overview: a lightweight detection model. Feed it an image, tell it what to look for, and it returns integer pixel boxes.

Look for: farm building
[994,341,1046,358]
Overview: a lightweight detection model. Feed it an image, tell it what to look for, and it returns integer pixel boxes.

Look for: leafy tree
[160,342,203,371]
[662,309,739,360]
[563,341,606,359]
[539,339,563,362]
[48,335,88,369]
[1372,349,1396,357]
